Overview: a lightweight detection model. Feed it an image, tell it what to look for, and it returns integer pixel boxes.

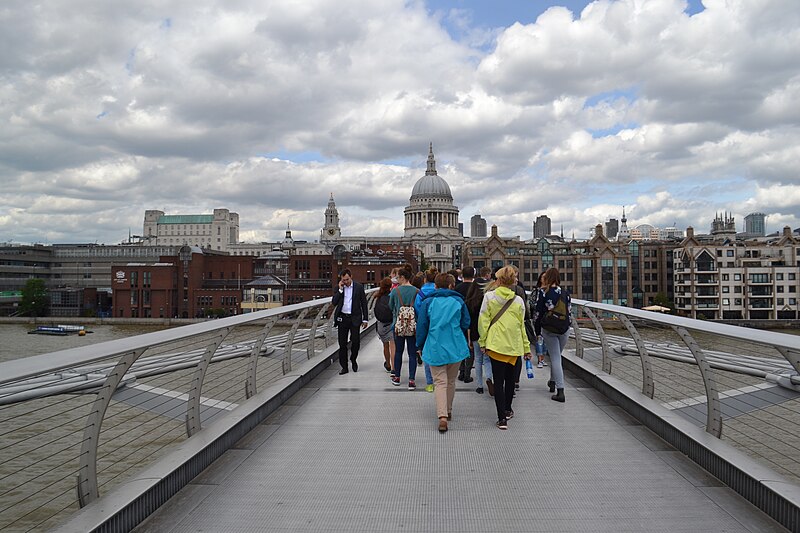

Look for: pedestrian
[509,265,535,394]
[416,273,471,433]
[478,265,531,429]
[534,267,572,403]
[374,277,395,373]
[389,267,400,290]
[332,269,369,375]
[529,272,549,368]
[389,267,419,389]
[466,266,493,395]
[454,266,476,383]
[415,267,439,393]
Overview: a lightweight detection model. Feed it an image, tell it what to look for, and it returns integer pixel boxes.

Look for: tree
[653,292,674,313]
[20,278,48,317]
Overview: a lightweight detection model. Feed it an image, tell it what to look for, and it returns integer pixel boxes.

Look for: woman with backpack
[416,273,470,432]
[374,277,395,373]
[478,266,531,430]
[389,267,420,389]
[534,267,572,403]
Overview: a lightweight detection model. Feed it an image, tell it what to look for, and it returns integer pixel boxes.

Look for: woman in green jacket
[478,265,532,430]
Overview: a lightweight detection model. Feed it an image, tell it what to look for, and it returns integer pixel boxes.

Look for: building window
[130,271,138,288]
[734,274,741,281]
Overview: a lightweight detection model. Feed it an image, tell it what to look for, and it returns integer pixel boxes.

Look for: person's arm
[332,284,343,307]
[533,288,545,331]
[359,285,368,325]
[416,299,430,352]
[477,293,492,347]
[518,299,531,356]
[460,301,471,333]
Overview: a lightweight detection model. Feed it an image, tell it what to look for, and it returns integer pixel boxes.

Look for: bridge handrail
[0,288,377,532]
[0,295,371,386]
[571,298,800,353]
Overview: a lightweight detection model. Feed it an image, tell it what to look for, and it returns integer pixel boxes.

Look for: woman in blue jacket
[416,273,471,433]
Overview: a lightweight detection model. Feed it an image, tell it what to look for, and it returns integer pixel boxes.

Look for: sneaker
[384,362,392,372]
[476,387,484,394]
[505,410,514,420]
[425,384,434,393]
[463,376,474,383]
[537,361,544,368]
[408,380,416,390]
[496,419,508,430]
[542,360,548,366]
[391,376,400,386]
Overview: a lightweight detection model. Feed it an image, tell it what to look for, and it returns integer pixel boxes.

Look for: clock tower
[321,193,341,241]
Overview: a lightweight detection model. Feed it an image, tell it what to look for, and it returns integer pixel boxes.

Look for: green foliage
[20,278,48,317]
[653,292,674,312]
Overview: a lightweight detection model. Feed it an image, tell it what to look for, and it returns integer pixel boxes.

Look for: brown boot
[438,417,448,433]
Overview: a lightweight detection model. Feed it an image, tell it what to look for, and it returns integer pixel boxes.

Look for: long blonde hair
[486,265,516,292]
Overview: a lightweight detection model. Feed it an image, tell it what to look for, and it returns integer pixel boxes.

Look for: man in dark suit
[332,269,369,374]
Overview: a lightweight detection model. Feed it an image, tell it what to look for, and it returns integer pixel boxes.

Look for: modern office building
[744,212,766,237]
[470,214,487,237]
[605,218,619,240]
[533,215,551,239]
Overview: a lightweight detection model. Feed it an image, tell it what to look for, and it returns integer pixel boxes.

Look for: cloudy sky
[2,0,799,245]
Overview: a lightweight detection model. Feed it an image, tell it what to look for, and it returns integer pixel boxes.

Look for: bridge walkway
[134,332,787,532]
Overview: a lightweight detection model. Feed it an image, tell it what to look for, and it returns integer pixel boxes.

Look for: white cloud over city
[1,0,798,244]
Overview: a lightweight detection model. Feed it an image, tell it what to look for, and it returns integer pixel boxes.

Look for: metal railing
[0,291,377,532]
[569,298,800,485]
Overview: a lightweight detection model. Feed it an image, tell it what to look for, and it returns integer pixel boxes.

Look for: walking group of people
[335,263,572,432]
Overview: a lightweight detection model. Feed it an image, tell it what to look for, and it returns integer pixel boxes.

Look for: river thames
[0,323,176,363]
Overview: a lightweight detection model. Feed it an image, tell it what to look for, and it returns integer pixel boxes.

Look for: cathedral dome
[409,143,452,201]
[411,174,452,200]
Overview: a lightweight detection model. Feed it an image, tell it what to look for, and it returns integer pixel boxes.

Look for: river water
[0,323,175,363]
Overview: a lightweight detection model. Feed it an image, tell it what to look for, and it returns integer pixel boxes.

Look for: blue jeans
[542,329,569,389]
[394,334,417,381]
[473,342,492,386]
[423,362,433,385]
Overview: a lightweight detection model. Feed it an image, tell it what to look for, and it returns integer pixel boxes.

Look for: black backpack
[374,294,392,324]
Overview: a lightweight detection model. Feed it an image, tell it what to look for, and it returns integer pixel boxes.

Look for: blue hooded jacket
[416,289,471,366]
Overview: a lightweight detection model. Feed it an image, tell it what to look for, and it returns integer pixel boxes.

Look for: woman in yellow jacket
[478,266,532,430]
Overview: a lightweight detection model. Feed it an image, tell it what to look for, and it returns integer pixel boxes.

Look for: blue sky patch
[584,86,639,108]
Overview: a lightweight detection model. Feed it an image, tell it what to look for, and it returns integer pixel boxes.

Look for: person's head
[479,266,492,280]
[536,272,547,288]
[397,267,412,283]
[411,272,425,289]
[447,269,459,280]
[377,277,392,298]
[462,266,475,280]
[424,267,439,283]
[494,265,517,288]
[435,272,456,289]
[390,267,399,278]
[542,267,561,287]
[339,268,352,286]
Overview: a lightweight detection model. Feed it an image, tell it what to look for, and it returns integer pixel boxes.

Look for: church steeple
[617,206,630,241]
[321,193,341,241]
[426,142,437,176]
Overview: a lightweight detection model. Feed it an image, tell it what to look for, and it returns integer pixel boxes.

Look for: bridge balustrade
[569,298,800,498]
[0,291,377,532]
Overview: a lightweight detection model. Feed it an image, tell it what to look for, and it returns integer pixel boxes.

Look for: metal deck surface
[135,332,787,533]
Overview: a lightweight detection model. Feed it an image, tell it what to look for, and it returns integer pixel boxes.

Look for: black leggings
[490,357,516,420]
